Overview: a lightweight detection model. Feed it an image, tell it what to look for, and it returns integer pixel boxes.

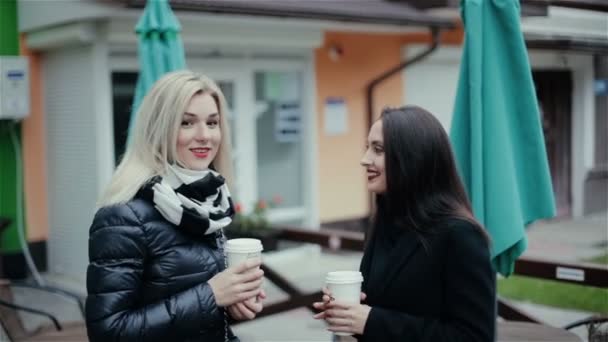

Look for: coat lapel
[374,229,422,295]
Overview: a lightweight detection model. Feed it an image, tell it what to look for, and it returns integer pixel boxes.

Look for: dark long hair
[372,106,487,244]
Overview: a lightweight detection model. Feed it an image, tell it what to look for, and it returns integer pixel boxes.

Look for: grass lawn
[497,252,608,314]
[498,276,608,314]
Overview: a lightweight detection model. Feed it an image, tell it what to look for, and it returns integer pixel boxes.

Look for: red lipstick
[190,147,210,158]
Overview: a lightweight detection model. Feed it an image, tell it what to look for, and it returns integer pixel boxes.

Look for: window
[111,72,137,165]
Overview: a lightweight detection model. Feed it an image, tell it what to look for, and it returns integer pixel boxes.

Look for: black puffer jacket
[85,198,238,342]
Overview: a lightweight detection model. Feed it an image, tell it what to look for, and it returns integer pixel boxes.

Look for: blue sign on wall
[595,79,608,95]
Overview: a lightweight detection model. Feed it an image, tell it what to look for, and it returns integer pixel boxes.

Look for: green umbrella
[450,0,555,277]
[129,0,186,137]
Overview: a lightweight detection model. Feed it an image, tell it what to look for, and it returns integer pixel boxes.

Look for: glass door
[254,70,306,225]
[195,68,255,206]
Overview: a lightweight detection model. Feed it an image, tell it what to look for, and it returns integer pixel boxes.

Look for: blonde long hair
[98,70,234,208]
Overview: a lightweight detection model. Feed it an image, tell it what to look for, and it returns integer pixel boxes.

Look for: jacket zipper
[207,232,229,342]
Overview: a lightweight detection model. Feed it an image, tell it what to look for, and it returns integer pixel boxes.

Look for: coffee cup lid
[325,271,363,284]
[225,238,263,253]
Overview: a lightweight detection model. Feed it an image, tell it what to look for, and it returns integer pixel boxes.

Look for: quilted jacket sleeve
[85,204,224,342]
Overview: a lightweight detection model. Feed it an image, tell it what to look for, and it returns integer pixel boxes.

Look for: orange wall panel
[20,35,48,241]
[400,26,464,45]
[315,32,404,222]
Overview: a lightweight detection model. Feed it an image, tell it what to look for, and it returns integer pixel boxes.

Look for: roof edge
[122,0,457,29]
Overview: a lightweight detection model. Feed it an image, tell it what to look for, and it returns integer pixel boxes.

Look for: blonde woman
[86,71,265,342]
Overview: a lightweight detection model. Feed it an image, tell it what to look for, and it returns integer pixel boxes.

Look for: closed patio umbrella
[450,0,556,276]
[128,0,186,138]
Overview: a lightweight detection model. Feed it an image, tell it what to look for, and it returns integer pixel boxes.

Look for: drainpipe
[365,27,441,131]
[364,27,441,212]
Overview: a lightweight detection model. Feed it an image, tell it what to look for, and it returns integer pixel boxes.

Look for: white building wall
[521,6,608,40]
[19,0,117,32]
[403,45,462,131]
[43,40,112,284]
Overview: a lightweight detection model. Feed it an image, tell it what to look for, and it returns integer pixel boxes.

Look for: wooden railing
[246,226,608,325]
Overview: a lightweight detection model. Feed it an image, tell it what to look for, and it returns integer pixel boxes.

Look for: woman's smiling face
[361,120,386,194]
[176,92,222,170]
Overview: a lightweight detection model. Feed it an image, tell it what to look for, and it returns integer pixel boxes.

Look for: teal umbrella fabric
[450,0,556,277]
[129,0,186,137]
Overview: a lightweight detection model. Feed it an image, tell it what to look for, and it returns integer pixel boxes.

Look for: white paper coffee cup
[325,271,364,336]
[225,238,263,268]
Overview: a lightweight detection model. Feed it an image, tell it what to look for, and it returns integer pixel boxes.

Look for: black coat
[85,198,238,342]
[358,218,496,342]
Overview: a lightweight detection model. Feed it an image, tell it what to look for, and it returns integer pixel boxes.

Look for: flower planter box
[224,228,280,252]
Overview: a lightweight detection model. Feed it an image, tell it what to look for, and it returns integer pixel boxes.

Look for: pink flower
[257,200,267,210]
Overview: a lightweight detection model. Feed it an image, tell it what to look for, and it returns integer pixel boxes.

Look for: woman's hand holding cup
[208,259,264,307]
[313,288,366,319]
[313,271,368,336]
[217,238,266,319]
[227,289,267,320]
